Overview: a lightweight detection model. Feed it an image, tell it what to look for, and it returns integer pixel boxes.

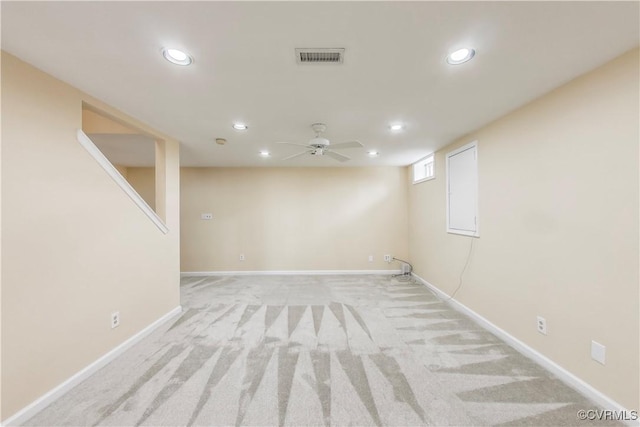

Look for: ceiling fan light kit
[276,123,364,162]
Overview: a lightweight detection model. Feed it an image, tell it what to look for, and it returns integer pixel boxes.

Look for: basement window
[413,154,435,184]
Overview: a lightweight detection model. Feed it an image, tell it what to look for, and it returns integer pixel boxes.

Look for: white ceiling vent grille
[296,48,345,64]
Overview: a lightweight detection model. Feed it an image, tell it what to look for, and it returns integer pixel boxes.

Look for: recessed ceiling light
[389,124,404,131]
[162,48,192,66]
[259,150,270,157]
[232,123,248,131]
[368,151,379,156]
[447,48,475,65]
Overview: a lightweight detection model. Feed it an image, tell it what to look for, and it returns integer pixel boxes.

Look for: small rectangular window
[412,154,435,184]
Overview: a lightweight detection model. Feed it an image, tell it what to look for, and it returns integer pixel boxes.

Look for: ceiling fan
[277,123,364,162]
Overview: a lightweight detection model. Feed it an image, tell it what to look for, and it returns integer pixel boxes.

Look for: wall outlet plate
[201,213,213,220]
[111,311,120,329]
[383,254,392,262]
[537,316,547,335]
[368,255,373,262]
[239,254,245,261]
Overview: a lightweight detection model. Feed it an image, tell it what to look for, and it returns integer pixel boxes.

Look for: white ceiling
[2,1,638,167]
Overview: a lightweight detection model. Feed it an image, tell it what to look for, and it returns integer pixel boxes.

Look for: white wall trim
[412,273,638,426]
[76,129,168,234]
[181,269,401,277]
[1,306,182,426]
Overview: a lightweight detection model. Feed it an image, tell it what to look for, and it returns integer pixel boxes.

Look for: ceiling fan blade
[325,150,350,162]
[282,150,313,161]
[328,140,363,149]
[275,141,312,148]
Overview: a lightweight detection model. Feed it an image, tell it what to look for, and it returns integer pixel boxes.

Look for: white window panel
[446,141,478,237]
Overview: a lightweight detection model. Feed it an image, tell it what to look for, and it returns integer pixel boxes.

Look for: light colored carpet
[25,275,618,426]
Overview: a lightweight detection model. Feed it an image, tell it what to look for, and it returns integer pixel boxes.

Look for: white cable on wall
[447,237,474,300]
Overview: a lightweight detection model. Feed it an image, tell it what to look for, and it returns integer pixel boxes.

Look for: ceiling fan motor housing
[310,137,330,147]
[277,122,360,161]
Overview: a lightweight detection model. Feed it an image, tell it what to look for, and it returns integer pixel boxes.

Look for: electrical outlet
[239,254,245,261]
[201,213,213,220]
[537,316,547,335]
[111,311,120,329]
[383,254,392,262]
[368,255,374,262]
[591,341,606,365]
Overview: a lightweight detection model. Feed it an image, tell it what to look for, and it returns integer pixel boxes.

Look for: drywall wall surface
[181,167,409,272]
[1,52,180,420]
[113,164,128,179]
[408,48,639,409]
[0,49,3,424]
[82,108,138,135]
[126,167,155,210]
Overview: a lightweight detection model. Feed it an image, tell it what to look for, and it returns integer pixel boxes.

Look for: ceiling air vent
[295,48,345,64]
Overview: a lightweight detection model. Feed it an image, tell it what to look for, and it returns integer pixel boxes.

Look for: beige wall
[408,48,639,409]
[181,167,409,272]
[82,108,139,135]
[0,52,181,420]
[95,166,157,212]
[113,164,128,179]
[0,51,4,423]
[127,167,156,211]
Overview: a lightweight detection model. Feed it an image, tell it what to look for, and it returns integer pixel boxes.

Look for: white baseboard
[181,269,401,277]
[2,306,182,426]
[412,273,639,426]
